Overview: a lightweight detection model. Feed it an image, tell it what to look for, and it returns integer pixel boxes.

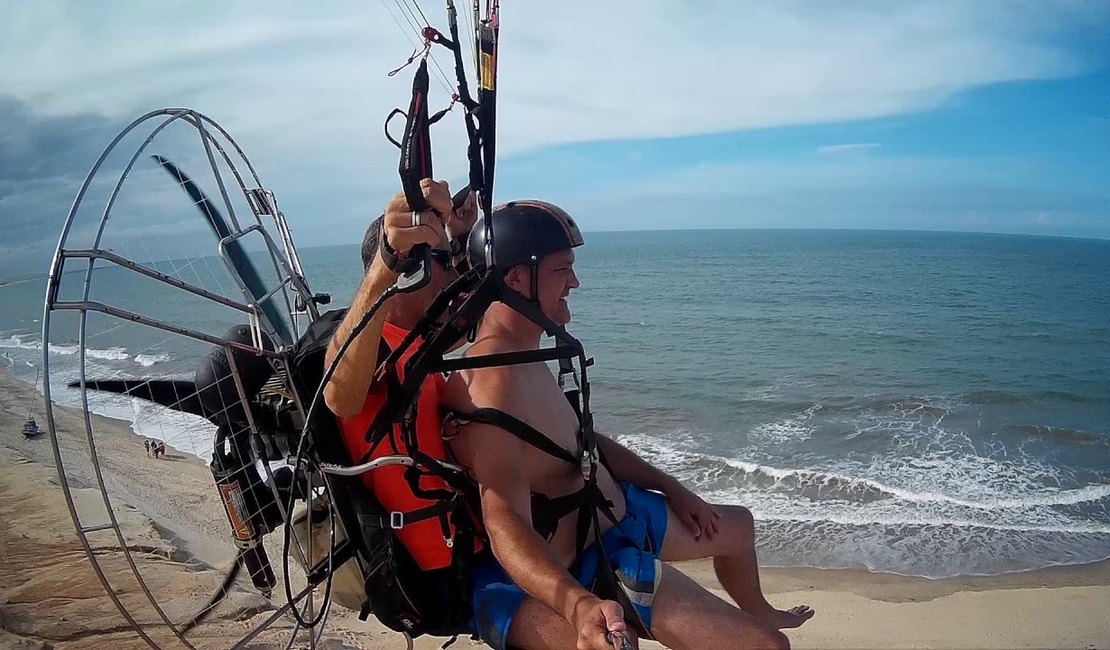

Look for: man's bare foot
[767,605,814,629]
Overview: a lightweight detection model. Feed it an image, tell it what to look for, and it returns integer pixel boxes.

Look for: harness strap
[530,488,587,540]
[398,58,433,213]
[437,345,579,373]
[557,356,582,420]
[406,447,474,498]
[359,497,457,531]
[357,338,397,453]
[455,408,621,542]
[437,361,648,636]
[458,407,580,466]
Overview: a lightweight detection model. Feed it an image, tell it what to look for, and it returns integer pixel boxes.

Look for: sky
[2,1,1110,279]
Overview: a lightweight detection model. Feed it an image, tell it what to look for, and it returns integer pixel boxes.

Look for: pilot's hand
[445,189,477,241]
[572,597,638,650]
[382,179,453,256]
[667,480,721,541]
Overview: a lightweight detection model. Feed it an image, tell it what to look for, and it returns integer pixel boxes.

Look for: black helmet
[468,200,584,271]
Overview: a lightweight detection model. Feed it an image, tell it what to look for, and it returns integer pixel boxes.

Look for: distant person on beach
[144,439,152,457]
[443,202,812,650]
[324,184,812,649]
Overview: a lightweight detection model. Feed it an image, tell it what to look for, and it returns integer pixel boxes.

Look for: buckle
[558,367,580,392]
[580,448,598,480]
[390,512,405,529]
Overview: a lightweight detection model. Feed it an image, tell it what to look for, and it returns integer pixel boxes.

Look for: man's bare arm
[322,179,458,418]
[460,421,596,618]
[597,434,721,539]
[322,256,397,418]
[445,364,633,648]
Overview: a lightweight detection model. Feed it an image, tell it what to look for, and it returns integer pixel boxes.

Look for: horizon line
[3,225,1107,286]
[299,225,1110,250]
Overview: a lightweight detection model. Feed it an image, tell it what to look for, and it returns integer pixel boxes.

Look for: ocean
[2,228,1109,579]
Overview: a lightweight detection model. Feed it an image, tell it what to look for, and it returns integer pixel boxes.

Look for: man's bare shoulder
[443,333,521,410]
[444,363,515,412]
[442,365,525,472]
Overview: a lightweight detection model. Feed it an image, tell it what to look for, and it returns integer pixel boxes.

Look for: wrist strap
[380,232,418,274]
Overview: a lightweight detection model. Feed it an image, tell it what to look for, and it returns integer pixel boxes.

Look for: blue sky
[507,70,1110,235]
[2,1,1110,279]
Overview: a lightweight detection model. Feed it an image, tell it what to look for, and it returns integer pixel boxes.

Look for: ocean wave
[717,391,1098,427]
[621,434,1110,512]
[134,353,172,367]
[1011,424,1110,446]
[753,518,1110,578]
[840,395,959,418]
[754,507,1110,535]
[43,343,132,361]
[729,395,960,421]
[1,333,173,367]
[748,403,821,444]
[0,334,39,351]
[722,458,1110,510]
[963,389,1091,405]
[87,347,130,361]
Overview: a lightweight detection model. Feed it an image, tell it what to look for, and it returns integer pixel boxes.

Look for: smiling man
[445,201,813,650]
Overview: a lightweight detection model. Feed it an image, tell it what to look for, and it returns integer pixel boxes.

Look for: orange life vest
[337,322,462,571]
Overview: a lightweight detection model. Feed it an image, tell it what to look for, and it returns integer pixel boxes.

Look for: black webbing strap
[447,502,477,631]
[392,56,435,291]
[589,511,652,640]
[359,338,403,461]
[406,447,473,497]
[565,378,653,639]
[458,407,579,466]
[347,496,456,538]
[398,58,433,213]
[438,3,484,197]
[435,345,578,373]
[558,355,582,421]
[530,489,587,541]
[575,445,651,638]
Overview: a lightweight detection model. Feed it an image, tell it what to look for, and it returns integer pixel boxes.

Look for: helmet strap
[529,260,540,307]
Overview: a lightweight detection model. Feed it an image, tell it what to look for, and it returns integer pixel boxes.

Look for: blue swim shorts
[469,482,669,650]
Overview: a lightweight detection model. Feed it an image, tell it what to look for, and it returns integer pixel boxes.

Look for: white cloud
[1,1,1099,154]
[0,0,1105,258]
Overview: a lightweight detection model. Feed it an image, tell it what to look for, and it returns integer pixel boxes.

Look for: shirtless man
[445,201,813,650]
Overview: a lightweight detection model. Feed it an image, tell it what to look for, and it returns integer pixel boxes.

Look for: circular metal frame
[40,108,330,649]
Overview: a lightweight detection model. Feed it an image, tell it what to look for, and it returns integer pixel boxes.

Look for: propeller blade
[151,155,294,345]
[71,379,206,418]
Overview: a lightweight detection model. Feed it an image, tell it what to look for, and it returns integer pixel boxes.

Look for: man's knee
[732,623,790,650]
[719,504,755,544]
[756,627,790,650]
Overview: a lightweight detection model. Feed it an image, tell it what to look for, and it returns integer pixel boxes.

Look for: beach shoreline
[2,365,1108,648]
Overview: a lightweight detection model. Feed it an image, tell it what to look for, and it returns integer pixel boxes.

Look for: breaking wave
[620,432,1110,577]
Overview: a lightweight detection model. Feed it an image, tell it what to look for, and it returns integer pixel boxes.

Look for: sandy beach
[1,365,1108,649]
